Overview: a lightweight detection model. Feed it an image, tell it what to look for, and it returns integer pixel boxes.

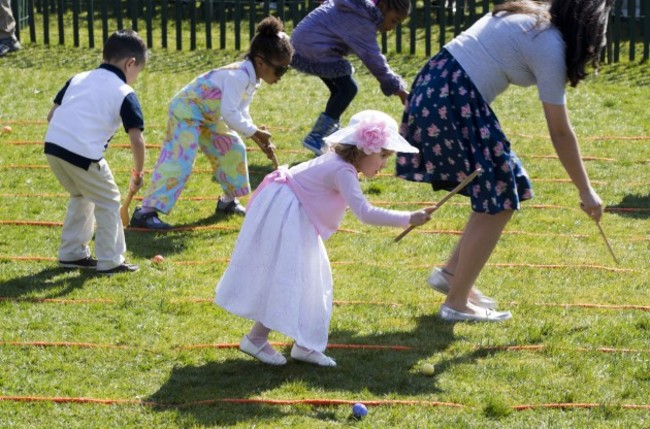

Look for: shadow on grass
[608,193,650,219]
[0,266,94,299]
[147,314,460,426]
[124,161,290,259]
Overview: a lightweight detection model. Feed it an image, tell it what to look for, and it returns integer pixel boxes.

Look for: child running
[215,110,432,366]
[130,16,293,229]
[290,0,411,155]
[44,29,147,275]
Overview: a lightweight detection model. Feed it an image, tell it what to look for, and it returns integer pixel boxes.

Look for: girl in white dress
[215,110,433,366]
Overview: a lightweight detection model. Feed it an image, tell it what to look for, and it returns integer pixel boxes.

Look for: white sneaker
[439,304,512,322]
[290,345,336,367]
[239,335,286,365]
[428,268,497,309]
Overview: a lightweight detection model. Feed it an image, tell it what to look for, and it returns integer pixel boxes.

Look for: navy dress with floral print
[396,49,533,214]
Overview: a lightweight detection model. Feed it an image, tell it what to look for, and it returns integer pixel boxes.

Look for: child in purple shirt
[291,0,411,155]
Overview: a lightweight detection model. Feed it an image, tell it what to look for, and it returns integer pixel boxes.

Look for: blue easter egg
[352,402,368,418]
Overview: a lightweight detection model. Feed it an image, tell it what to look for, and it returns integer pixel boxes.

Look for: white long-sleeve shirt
[171,59,260,137]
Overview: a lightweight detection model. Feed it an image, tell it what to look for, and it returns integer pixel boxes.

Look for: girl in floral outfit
[215,110,432,367]
[131,16,293,229]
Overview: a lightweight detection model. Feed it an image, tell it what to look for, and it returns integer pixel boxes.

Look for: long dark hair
[550,0,612,86]
[493,0,613,87]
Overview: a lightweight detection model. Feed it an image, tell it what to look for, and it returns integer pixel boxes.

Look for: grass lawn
[0,42,649,428]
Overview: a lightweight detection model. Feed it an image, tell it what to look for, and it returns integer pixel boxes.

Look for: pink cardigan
[250,153,411,240]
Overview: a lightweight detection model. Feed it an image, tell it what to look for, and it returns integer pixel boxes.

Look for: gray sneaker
[216,197,246,216]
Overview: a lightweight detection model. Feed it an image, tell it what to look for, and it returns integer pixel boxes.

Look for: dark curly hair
[378,0,411,15]
[247,16,294,64]
[493,0,613,87]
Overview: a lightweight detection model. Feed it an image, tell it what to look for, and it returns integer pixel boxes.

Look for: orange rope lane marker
[3,341,647,354]
[0,297,115,304]
[176,342,413,351]
[0,395,464,408]
[479,345,649,354]
[512,403,650,411]
[0,341,130,349]
[1,296,647,311]
[1,395,648,411]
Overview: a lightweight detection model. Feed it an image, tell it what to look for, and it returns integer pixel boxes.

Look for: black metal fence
[11,0,650,62]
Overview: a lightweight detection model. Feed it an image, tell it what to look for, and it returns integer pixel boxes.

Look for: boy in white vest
[44,29,147,275]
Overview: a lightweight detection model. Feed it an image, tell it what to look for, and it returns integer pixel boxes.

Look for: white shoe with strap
[239,335,287,365]
[428,268,497,309]
[290,344,336,367]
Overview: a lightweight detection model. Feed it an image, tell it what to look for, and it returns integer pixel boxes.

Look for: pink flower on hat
[355,120,389,155]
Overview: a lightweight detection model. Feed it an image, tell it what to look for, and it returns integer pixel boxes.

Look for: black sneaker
[59,256,98,269]
[97,262,139,275]
[130,206,172,230]
[0,37,20,57]
[216,197,246,216]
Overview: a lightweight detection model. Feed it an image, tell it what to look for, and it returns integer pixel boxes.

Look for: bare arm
[128,128,146,191]
[542,102,603,221]
[47,104,59,122]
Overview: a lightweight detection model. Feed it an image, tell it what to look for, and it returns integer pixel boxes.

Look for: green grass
[1,43,649,428]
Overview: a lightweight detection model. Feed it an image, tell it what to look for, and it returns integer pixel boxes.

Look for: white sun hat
[323,110,419,154]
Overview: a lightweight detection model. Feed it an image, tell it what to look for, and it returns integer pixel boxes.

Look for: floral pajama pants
[141,101,250,215]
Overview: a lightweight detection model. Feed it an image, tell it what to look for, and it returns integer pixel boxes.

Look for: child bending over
[45,29,147,275]
[291,0,411,155]
[215,110,432,366]
[131,16,293,229]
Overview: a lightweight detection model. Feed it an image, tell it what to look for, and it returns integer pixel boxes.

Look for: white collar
[242,58,260,86]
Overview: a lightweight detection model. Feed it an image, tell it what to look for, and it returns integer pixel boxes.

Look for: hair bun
[256,16,284,37]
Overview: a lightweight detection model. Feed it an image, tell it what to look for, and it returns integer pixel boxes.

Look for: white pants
[0,0,16,40]
[46,155,125,271]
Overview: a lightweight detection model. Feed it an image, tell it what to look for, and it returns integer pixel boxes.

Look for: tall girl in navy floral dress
[397,0,609,322]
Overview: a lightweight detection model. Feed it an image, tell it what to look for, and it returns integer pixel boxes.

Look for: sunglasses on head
[257,56,290,77]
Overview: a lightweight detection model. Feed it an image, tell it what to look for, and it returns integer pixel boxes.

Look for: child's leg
[321,75,358,121]
[245,322,278,355]
[444,210,513,313]
[46,155,95,262]
[240,321,287,365]
[46,155,125,270]
[140,114,201,215]
[302,76,357,155]
[198,123,250,199]
[90,159,127,270]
